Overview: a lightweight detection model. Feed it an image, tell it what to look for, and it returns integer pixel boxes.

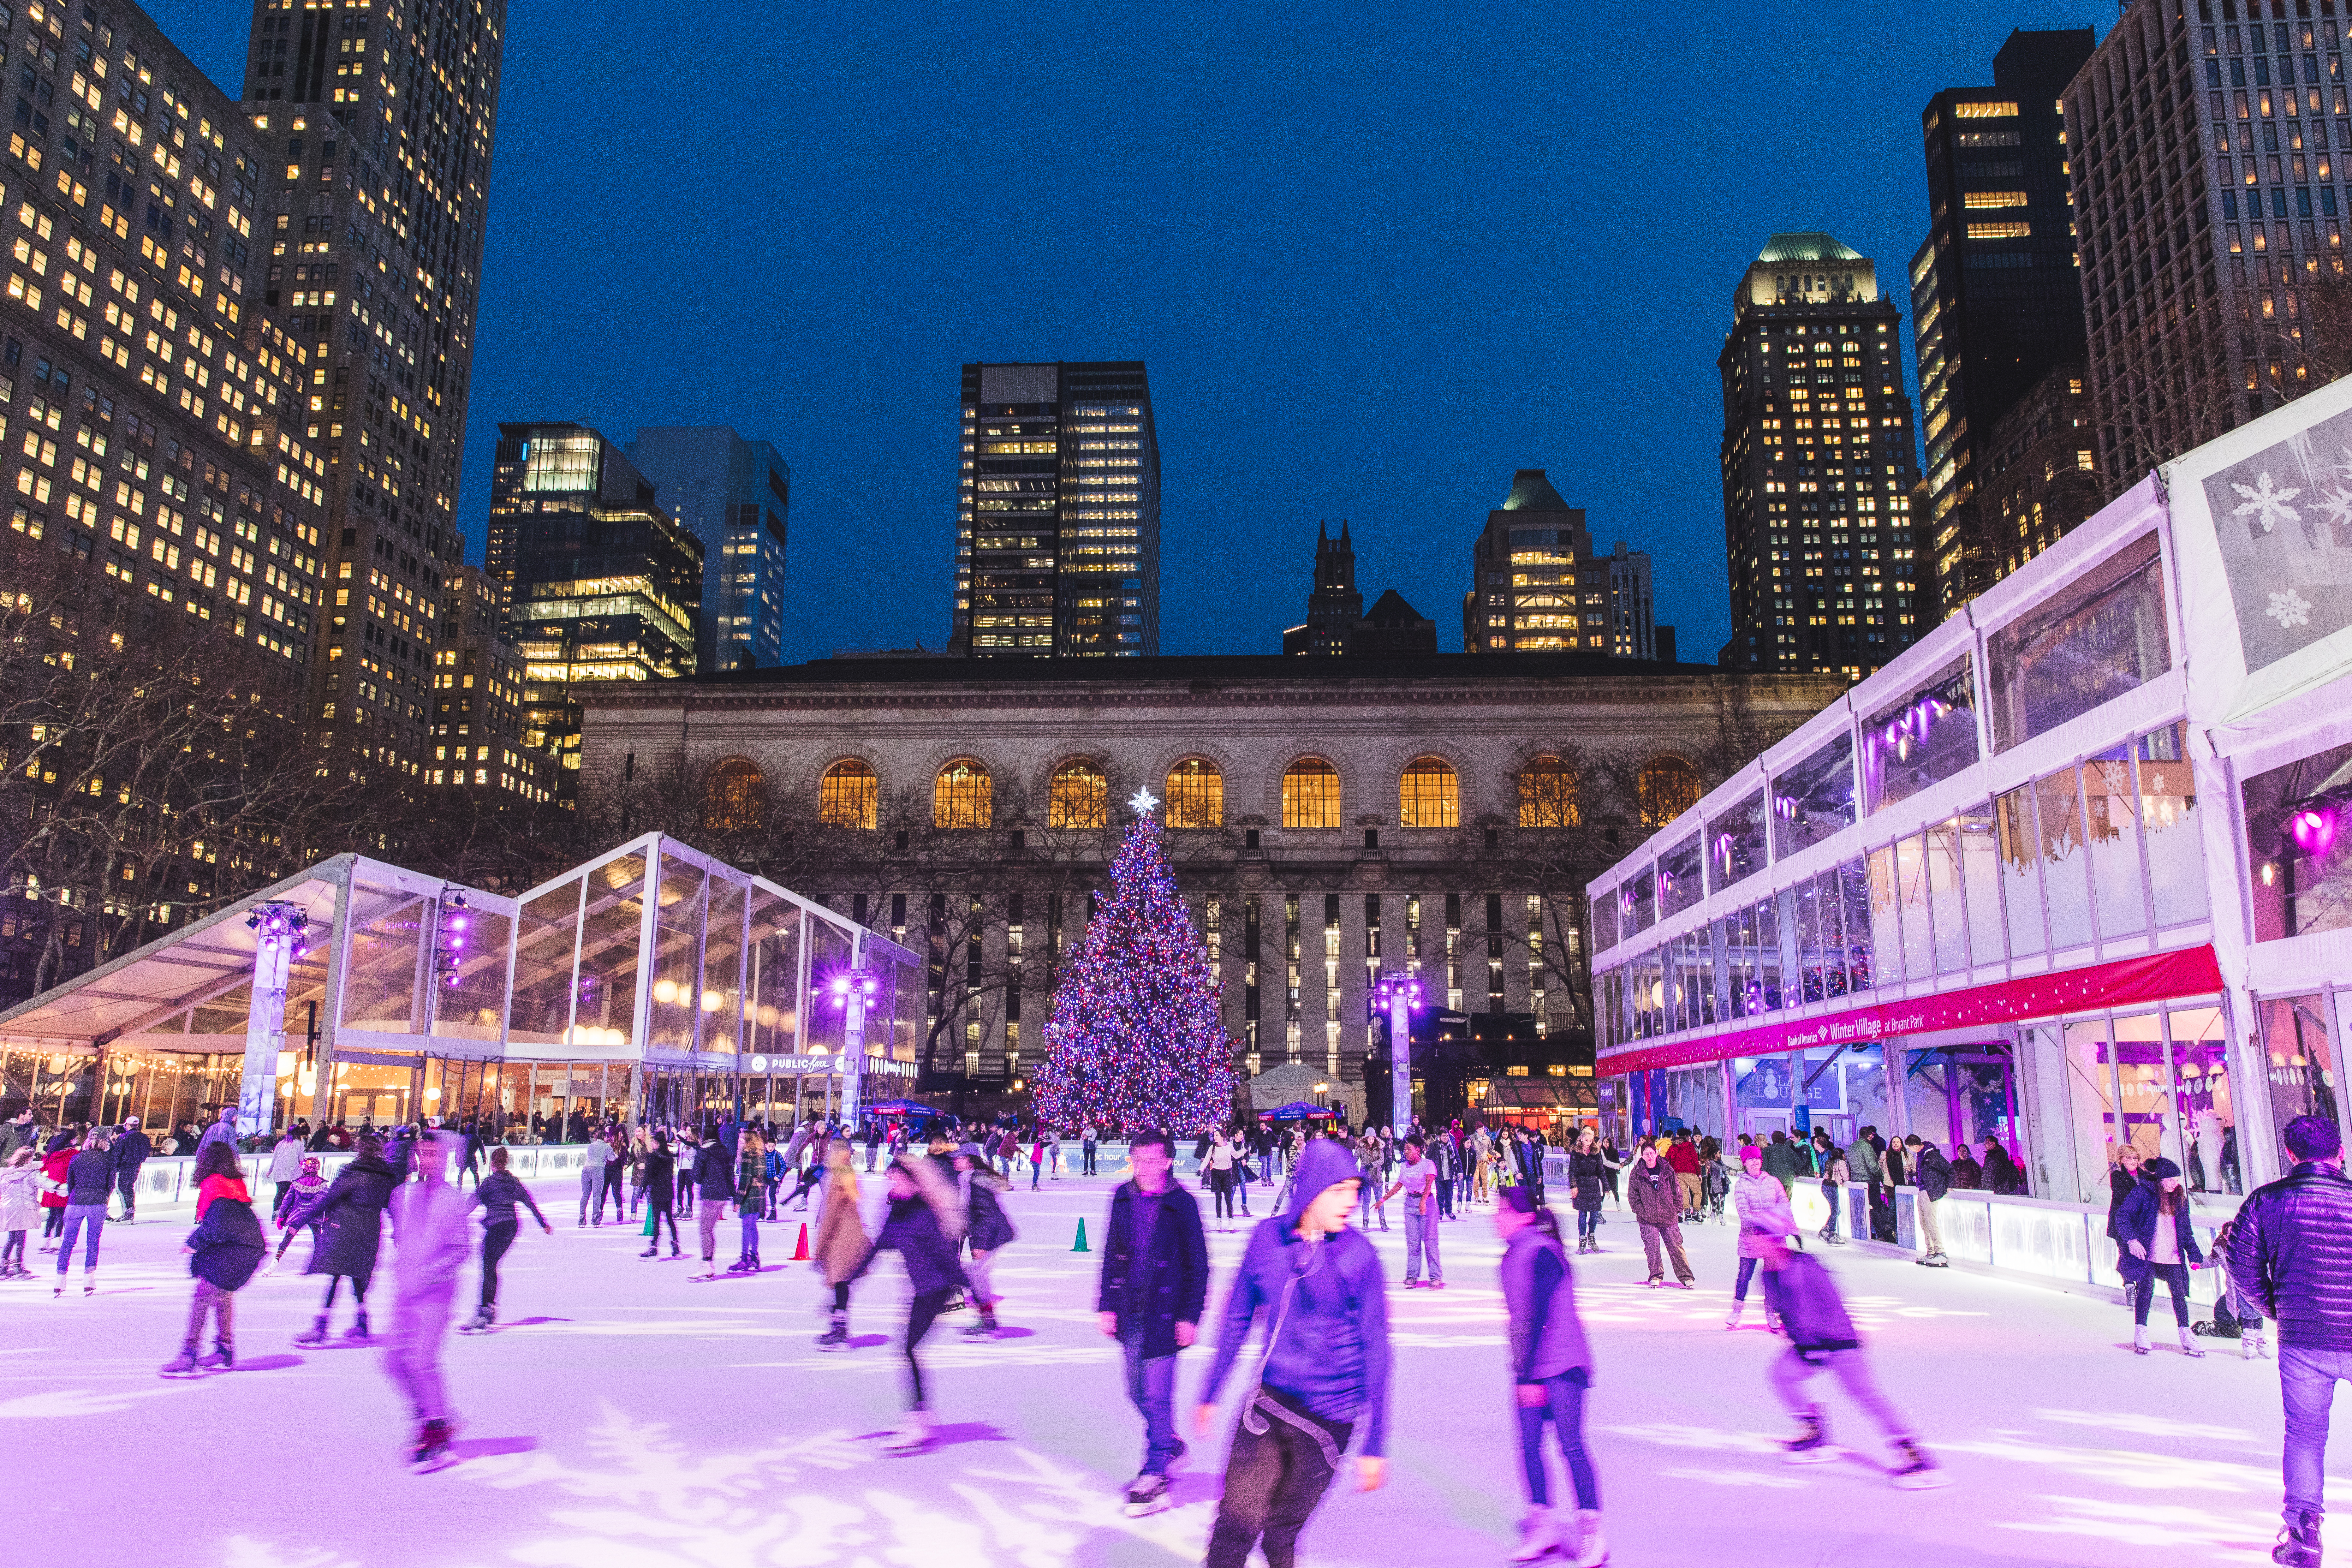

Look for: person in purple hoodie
[1195,1136,1392,1568]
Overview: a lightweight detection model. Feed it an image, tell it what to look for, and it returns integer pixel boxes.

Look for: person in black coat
[161,1142,266,1376]
[1095,1129,1209,1516]
[2115,1156,2206,1357]
[283,1137,395,1345]
[690,1131,737,1275]
[851,1153,968,1454]
[953,1143,1017,1336]
[109,1118,154,1221]
[638,1134,681,1259]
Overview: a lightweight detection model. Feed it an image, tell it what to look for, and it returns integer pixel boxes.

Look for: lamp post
[237,902,309,1142]
[1373,970,1423,1133]
[830,964,877,1132]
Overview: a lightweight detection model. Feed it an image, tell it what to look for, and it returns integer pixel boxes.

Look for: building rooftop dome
[1754,232,1865,264]
[1500,469,1571,512]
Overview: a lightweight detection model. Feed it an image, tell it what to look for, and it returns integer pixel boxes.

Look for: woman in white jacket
[1727,1143,1797,1331]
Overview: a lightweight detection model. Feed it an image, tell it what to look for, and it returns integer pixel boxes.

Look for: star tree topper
[1129,785,1159,817]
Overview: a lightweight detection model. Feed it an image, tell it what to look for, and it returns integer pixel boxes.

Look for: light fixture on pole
[1373,969,1424,1132]
[828,963,879,1129]
[237,902,310,1141]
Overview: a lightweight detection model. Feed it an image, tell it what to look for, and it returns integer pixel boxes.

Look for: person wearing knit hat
[2114,1154,2206,1357]
[1728,1142,1793,1332]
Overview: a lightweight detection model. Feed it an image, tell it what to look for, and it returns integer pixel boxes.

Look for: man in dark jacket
[111,1117,154,1221]
[0,1108,36,1162]
[1905,1135,1952,1267]
[1196,1136,1391,1568]
[2229,1114,2352,1568]
[1096,1128,1209,1516]
[1626,1141,1696,1287]
[1761,1131,1801,1194]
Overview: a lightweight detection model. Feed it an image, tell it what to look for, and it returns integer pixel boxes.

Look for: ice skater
[1095,1129,1209,1517]
[639,1131,681,1259]
[383,1131,473,1471]
[54,1128,114,1296]
[2114,1155,2205,1357]
[813,1145,867,1349]
[729,1126,768,1273]
[461,1147,551,1333]
[284,1132,397,1345]
[1762,1232,1946,1488]
[953,1141,1016,1336]
[161,1141,265,1376]
[0,1146,37,1277]
[1496,1186,1605,1566]
[847,1152,966,1454]
[1727,1142,1792,1332]
[1196,1137,1392,1568]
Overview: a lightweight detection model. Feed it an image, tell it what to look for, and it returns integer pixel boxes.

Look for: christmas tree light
[1033,789,1238,1133]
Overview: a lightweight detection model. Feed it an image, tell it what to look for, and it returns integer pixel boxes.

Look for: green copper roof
[1755,232,1864,264]
[1500,469,1570,512]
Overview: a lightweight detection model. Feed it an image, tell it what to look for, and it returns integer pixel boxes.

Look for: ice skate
[81,1271,95,1295]
[409,1418,458,1474]
[1781,1413,1841,1464]
[2133,1325,2150,1355]
[961,1313,998,1339]
[1725,1301,1745,1330]
[159,1349,201,1378]
[458,1306,494,1335]
[1564,1509,1609,1567]
[1507,1504,1562,1562]
[2250,1330,2272,1359]
[880,1411,931,1455]
[816,1312,850,1351]
[2275,1511,2323,1568]
[2178,1326,2205,1358]
[293,1314,332,1347]
[1121,1473,1172,1518]
[197,1343,235,1372]
[1889,1437,1947,1489]
[341,1310,371,1346]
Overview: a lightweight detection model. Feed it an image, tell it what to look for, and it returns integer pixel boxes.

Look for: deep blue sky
[151,1,2096,663]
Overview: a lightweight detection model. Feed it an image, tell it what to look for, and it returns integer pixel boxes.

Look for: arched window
[703,757,764,833]
[1281,757,1342,829]
[1048,758,1108,829]
[1639,755,1702,827]
[817,759,877,829]
[1165,758,1224,828]
[1399,756,1460,828]
[1517,755,1580,827]
[934,759,994,829]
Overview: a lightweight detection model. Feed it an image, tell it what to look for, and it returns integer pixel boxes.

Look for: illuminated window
[1165,758,1224,828]
[1961,191,2030,209]
[1517,755,1580,827]
[934,759,993,829]
[1638,756,1703,827]
[1399,756,1460,828]
[703,757,763,833]
[1048,758,1108,829]
[1282,758,1342,829]
[818,758,876,829]
[1964,221,2032,240]
[1954,100,2019,118]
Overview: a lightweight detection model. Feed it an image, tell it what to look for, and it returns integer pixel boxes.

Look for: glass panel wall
[645,853,708,1053]
[1987,530,2170,751]
[1996,785,2047,959]
[2165,1000,2241,1198]
[343,888,423,1034]
[2061,1018,2122,1205]
[1773,731,1857,859]
[574,854,648,1048]
[1862,657,1979,815]
[2137,725,2206,928]
[2036,765,2096,949]
[1926,818,1967,974]
[2244,738,2352,942]
[1661,833,1704,920]
[2084,747,2148,943]
[2262,994,2342,1149]
[2109,1009,2170,1169]
[1959,805,2004,967]
[701,878,746,1055]
[508,879,583,1048]
[432,902,510,1042]
[1709,791,1770,894]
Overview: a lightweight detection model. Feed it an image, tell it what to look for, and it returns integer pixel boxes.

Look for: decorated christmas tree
[1034,788,1238,1133]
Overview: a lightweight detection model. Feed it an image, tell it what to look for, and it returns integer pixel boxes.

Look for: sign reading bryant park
[2168,371,2352,720]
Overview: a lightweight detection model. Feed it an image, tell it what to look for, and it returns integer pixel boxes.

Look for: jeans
[1213,1172,1236,1219]
[1437,1176,1455,1218]
[1819,1182,1842,1239]
[966,1249,998,1309]
[740,1212,761,1257]
[1733,1254,1780,1314]
[1083,1143,1097,1175]
[1516,1369,1600,1510]
[1121,1328,1179,1475]
[1770,1345,1914,1445]
[2280,1343,2352,1524]
[2133,1261,2192,1326]
[183,1277,235,1353]
[1206,1389,1353,1568]
[55,1204,103,1274]
[1404,1206,1442,1283]
[1577,1206,1600,1240]
[115,1167,139,1219]
[1031,1158,1043,1191]
[579,1164,605,1224]
[480,1220,518,1309]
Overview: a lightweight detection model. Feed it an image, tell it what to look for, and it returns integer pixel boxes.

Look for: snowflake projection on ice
[2232,470,2303,532]
[2269,587,2314,628]
[433,1399,1236,1567]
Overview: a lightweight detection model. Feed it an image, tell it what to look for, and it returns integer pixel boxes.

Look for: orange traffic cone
[791,1223,810,1261]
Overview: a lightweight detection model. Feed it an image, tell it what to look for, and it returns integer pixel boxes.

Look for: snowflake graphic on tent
[2268,588,2313,629]
[2321,486,2352,531]
[2233,471,2303,533]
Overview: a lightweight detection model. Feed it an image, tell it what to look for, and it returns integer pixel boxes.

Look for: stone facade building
[579,655,1838,1123]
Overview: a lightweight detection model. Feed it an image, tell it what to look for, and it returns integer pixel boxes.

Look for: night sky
[148,1,2090,664]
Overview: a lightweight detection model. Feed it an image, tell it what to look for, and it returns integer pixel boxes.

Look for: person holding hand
[1094,1129,1209,1517]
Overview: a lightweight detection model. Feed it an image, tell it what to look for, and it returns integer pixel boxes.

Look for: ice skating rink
[0,1170,2325,1566]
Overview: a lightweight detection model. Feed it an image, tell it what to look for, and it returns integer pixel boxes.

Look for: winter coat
[110,1128,153,1177]
[1819,1150,1850,1186]
[64,1150,112,1206]
[854,1188,968,1296]
[1760,1140,1801,1190]
[692,1143,736,1202]
[187,1187,266,1292]
[1846,1137,1883,1185]
[735,1144,766,1216]
[2113,1179,2205,1282]
[814,1173,868,1287]
[644,1145,676,1210]
[1733,1171,1797,1259]
[2105,1164,2137,1240]
[38,1147,72,1208]
[1625,1156,1683,1226]
[1567,1148,1613,1213]
[1773,1252,1860,1356]
[0,1163,39,1230]
[388,1173,473,1298]
[1096,1178,1210,1358]
[1912,1145,1953,1203]
[1199,1138,1394,1457]
[1500,1223,1593,1385]
[2229,1161,2352,1349]
[1982,1144,2023,1196]
[268,1138,305,1183]
[964,1168,1016,1253]
[1948,1152,1983,1190]
[0,1117,35,1161]
[288,1150,395,1285]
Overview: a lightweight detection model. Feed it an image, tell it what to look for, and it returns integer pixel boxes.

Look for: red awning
[1596,943,2223,1078]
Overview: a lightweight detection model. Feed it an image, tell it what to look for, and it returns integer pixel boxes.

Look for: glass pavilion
[0,834,919,1138]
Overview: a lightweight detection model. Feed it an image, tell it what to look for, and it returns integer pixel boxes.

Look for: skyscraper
[240,0,506,783]
[1913,26,2097,620]
[1602,543,1661,661]
[1284,519,1362,655]
[430,560,549,800]
[1461,470,1604,652]
[2067,2,2346,488]
[1718,234,1922,681]
[625,427,790,672]
[486,423,701,782]
[951,361,1159,657]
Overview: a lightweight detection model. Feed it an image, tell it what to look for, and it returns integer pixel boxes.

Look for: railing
[121,1143,606,1213]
